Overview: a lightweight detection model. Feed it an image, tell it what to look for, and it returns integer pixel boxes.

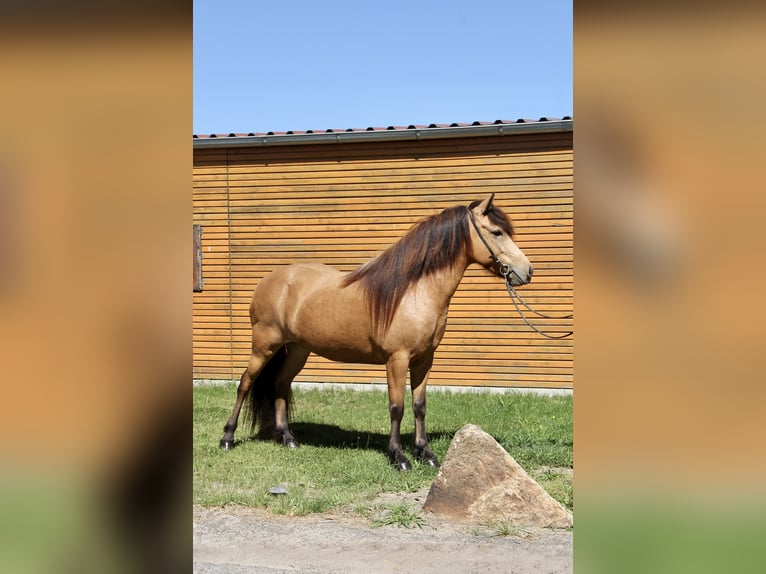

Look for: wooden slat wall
[193,132,572,389]
[193,149,232,379]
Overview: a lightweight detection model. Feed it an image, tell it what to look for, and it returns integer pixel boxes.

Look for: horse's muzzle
[507,265,533,286]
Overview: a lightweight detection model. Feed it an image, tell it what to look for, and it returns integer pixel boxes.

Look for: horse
[219,193,533,470]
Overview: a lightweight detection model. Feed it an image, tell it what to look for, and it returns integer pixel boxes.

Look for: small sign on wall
[193,224,203,292]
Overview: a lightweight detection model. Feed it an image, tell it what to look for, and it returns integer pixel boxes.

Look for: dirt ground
[193,488,572,574]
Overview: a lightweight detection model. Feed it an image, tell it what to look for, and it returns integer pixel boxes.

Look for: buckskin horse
[219,194,533,470]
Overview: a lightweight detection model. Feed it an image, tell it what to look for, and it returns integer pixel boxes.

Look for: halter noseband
[467,207,572,340]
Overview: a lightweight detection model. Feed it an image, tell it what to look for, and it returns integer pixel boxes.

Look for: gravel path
[193,502,572,574]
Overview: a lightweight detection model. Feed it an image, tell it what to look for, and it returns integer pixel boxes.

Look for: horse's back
[250,262,340,317]
[249,262,352,320]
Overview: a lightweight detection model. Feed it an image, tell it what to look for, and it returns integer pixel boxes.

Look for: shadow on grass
[291,422,390,451]
[238,421,453,453]
[294,422,456,453]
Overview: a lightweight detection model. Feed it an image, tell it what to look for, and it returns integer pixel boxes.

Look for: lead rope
[468,209,572,339]
[503,269,573,340]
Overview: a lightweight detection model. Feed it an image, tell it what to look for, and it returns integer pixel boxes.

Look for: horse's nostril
[527,265,534,281]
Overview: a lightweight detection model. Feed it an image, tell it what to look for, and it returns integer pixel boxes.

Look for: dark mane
[342,205,471,334]
[342,202,513,335]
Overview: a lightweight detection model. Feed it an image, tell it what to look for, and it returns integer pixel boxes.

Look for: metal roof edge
[192,119,573,149]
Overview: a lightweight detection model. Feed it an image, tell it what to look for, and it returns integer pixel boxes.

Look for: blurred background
[0,2,189,573]
[1,1,765,572]
[575,2,766,572]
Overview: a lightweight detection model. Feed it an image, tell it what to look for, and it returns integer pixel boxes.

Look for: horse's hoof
[219,439,234,450]
[390,458,412,472]
[285,439,300,449]
[424,457,440,469]
[414,448,440,468]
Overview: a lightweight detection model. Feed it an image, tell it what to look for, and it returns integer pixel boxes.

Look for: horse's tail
[243,345,290,436]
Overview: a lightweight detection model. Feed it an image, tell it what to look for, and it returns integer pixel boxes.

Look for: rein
[503,277,573,339]
[468,210,573,340]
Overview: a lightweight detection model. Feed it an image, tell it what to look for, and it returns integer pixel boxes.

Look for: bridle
[468,209,573,340]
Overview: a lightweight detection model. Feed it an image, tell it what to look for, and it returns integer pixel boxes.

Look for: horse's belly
[305,340,387,365]
[297,311,442,365]
[293,319,386,364]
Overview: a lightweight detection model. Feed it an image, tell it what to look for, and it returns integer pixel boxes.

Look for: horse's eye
[491,229,503,237]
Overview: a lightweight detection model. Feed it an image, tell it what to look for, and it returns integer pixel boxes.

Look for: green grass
[533,467,574,511]
[480,520,536,538]
[193,384,572,516]
[370,502,426,529]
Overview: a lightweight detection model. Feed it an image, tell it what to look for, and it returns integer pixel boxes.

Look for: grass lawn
[193,384,572,516]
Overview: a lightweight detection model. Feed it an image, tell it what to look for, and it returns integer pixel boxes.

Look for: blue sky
[193,1,572,134]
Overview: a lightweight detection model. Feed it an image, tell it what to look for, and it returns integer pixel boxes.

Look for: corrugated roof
[193,117,571,140]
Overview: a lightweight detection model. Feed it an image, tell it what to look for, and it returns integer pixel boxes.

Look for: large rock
[423,424,573,528]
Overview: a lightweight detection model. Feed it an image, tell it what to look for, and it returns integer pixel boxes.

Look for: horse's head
[468,194,533,286]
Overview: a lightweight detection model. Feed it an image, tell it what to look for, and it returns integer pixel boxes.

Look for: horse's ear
[477,193,495,215]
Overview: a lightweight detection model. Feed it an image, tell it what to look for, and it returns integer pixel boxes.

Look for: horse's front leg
[385,353,412,471]
[410,353,439,468]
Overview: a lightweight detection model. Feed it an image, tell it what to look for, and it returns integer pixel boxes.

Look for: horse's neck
[421,255,470,311]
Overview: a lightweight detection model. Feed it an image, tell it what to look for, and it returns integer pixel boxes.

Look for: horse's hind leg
[219,351,269,450]
[272,342,310,448]
[220,322,284,450]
